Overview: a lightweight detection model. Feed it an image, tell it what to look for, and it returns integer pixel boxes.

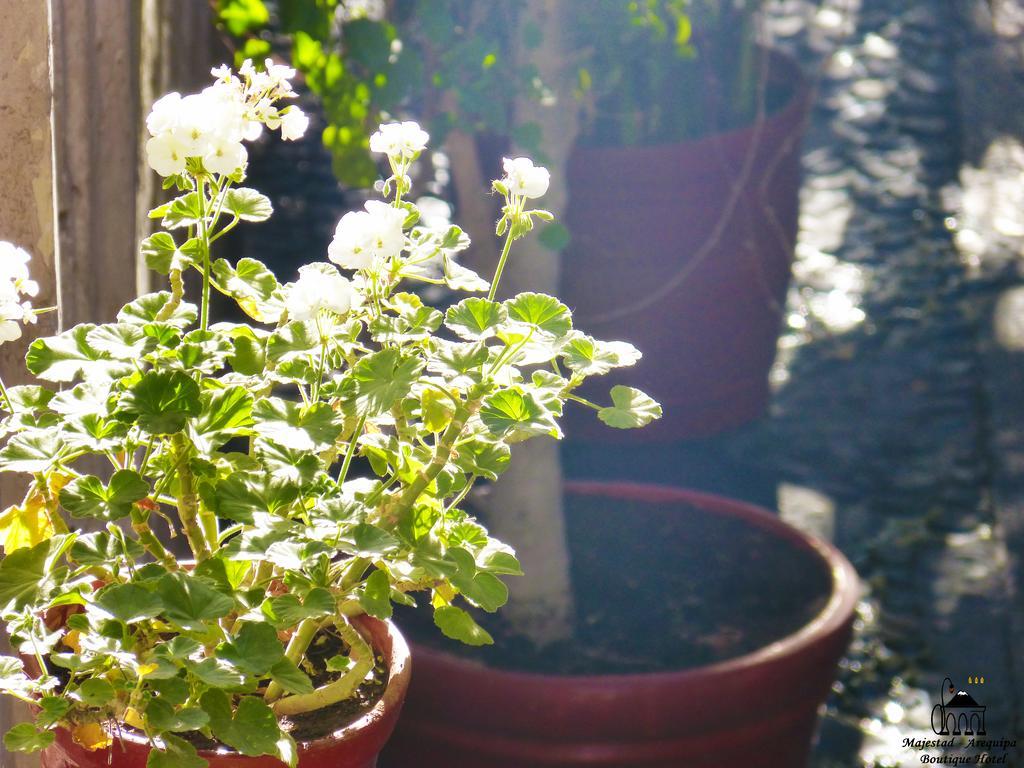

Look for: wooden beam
[0,2,58,762]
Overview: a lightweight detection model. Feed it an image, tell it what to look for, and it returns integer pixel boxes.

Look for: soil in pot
[398,491,832,674]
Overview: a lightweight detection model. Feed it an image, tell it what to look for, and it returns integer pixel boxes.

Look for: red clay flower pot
[39,616,411,768]
[382,482,859,768]
[561,53,812,441]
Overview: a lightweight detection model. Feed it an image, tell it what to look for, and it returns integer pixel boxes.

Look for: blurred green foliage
[214,0,765,185]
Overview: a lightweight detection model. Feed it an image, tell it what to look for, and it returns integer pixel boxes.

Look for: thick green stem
[155,269,184,322]
[388,401,477,521]
[486,232,516,302]
[197,178,212,332]
[129,505,179,571]
[265,617,322,702]
[171,433,211,561]
[271,617,373,716]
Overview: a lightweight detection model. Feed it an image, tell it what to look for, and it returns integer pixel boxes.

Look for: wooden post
[0,4,58,763]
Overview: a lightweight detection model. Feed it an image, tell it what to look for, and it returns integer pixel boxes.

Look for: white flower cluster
[0,242,39,344]
[285,263,353,322]
[369,121,429,162]
[328,200,406,271]
[501,157,550,200]
[145,59,309,178]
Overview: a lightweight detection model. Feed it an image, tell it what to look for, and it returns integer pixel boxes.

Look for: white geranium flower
[501,157,550,199]
[327,201,406,270]
[369,121,429,161]
[146,92,183,136]
[204,137,247,176]
[0,242,38,346]
[280,107,309,141]
[286,263,353,321]
[146,133,189,177]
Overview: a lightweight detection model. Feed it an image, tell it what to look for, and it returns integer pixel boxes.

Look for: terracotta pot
[40,616,411,768]
[382,482,859,768]
[561,53,812,441]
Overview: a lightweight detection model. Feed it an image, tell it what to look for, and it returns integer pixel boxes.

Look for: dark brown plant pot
[382,482,859,768]
[561,52,812,441]
[38,616,411,768]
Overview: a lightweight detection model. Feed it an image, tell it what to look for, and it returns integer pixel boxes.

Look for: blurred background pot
[382,482,858,768]
[562,52,811,441]
[39,617,411,768]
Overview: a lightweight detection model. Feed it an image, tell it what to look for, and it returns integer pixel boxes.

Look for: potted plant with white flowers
[0,61,660,768]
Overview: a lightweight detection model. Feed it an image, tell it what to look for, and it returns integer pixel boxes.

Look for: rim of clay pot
[413,481,860,685]
[573,49,810,158]
[74,616,412,757]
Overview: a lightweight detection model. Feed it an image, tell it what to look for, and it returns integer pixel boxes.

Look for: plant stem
[197,178,212,332]
[264,617,323,702]
[0,375,14,413]
[129,505,179,571]
[271,617,373,716]
[170,433,211,561]
[337,411,367,485]
[486,231,516,302]
[389,400,477,521]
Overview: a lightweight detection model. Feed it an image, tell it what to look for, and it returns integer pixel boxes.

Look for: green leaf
[445,298,507,340]
[59,470,150,520]
[118,292,197,329]
[71,532,144,567]
[351,523,401,556]
[359,569,393,619]
[0,539,56,611]
[147,733,207,768]
[369,302,443,344]
[482,550,523,575]
[174,329,233,374]
[561,334,641,376]
[268,658,314,695]
[145,699,209,732]
[25,324,129,383]
[35,696,70,729]
[504,292,572,338]
[452,568,508,613]
[161,192,205,229]
[212,257,282,323]
[78,677,117,706]
[201,690,284,758]
[264,588,335,627]
[433,605,493,646]
[217,623,284,676]
[190,658,247,689]
[442,256,489,293]
[86,323,152,360]
[480,387,560,441]
[141,232,195,274]
[95,583,164,624]
[0,431,63,474]
[157,572,235,629]
[4,723,54,753]
[597,386,663,429]
[194,386,254,442]
[252,398,343,452]
[452,437,510,481]
[348,348,425,417]
[223,187,273,222]
[118,371,202,434]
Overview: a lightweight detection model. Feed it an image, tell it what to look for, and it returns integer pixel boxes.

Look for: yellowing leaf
[0,497,54,553]
[72,722,112,751]
[123,707,145,730]
[63,630,81,652]
[136,663,158,678]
